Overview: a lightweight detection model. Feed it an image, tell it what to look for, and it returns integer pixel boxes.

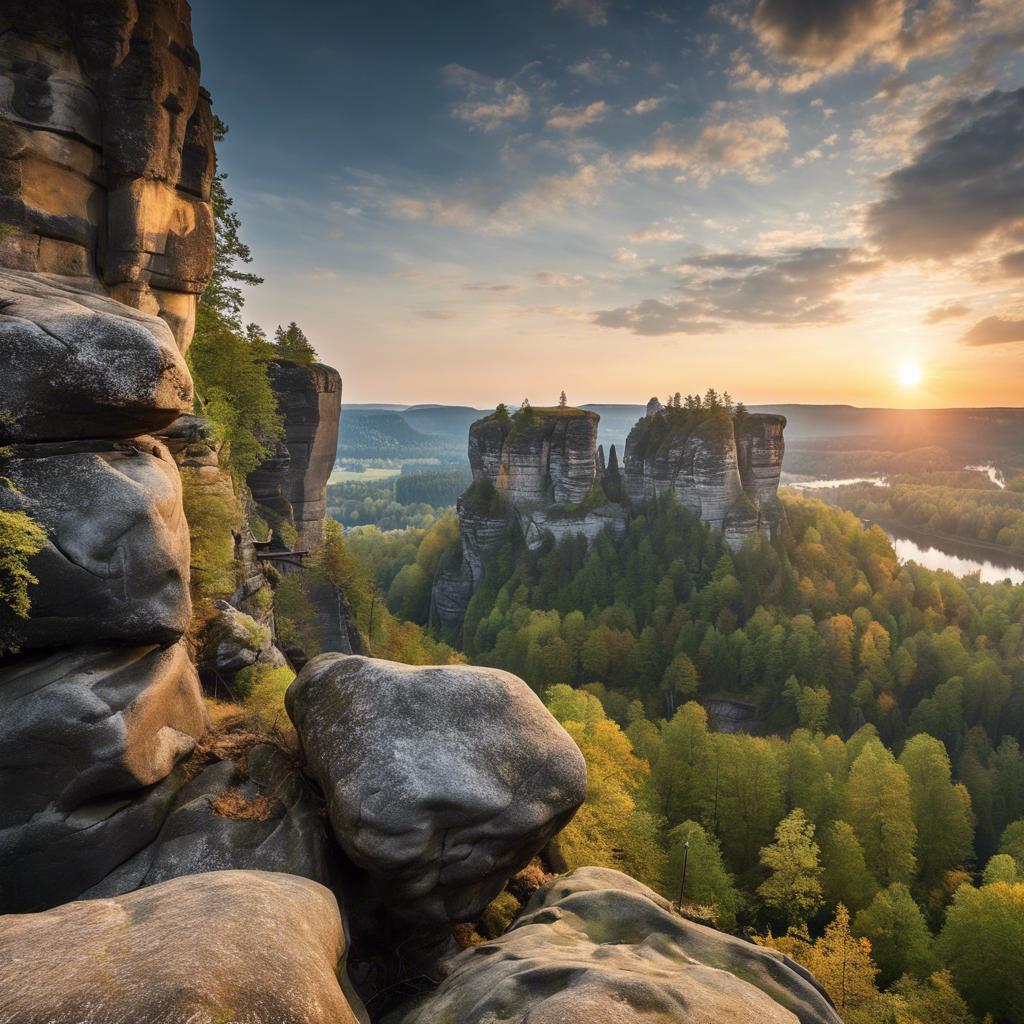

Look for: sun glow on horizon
[897,362,924,390]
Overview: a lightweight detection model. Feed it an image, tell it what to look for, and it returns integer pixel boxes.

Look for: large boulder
[0,869,366,1024]
[391,866,842,1024]
[0,641,206,912]
[86,743,336,897]
[286,654,587,924]
[200,599,285,679]
[0,269,193,443]
[0,437,191,650]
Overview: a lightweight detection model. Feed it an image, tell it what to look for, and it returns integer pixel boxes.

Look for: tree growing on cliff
[274,322,318,365]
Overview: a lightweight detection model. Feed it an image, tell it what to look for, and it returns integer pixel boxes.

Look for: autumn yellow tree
[803,904,879,1013]
[758,808,824,928]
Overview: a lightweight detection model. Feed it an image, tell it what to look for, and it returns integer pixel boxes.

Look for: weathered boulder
[248,361,342,550]
[85,744,337,898]
[0,870,366,1024]
[0,437,191,650]
[286,654,588,924]
[392,866,841,1024]
[0,641,206,912]
[200,599,285,678]
[0,269,193,442]
[0,0,215,348]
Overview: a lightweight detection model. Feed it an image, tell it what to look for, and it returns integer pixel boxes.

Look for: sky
[190,0,1024,408]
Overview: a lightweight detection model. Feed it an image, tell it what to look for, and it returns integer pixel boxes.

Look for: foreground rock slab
[392,866,842,1024]
[0,870,365,1024]
[286,654,587,924]
[0,642,206,912]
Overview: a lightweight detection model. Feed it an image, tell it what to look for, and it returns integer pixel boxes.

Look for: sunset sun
[898,362,924,389]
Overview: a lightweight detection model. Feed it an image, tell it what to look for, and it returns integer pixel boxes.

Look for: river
[782,476,1024,585]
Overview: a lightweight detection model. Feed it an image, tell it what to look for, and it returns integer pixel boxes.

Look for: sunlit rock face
[622,409,786,550]
[469,408,600,505]
[392,867,842,1024]
[0,0,215,349]
[247,361,343,550]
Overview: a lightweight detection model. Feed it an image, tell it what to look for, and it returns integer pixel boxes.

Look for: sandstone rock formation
[286,654,588,924]
[0,0,213,912]
[392,867,841,1024]
[199,598,285,678]
[0,870,366,1024]
[0,643,205,911]
[86,744,337,898]
[248,360,342,550]
[622,407,786,549]
[0,0,215,349]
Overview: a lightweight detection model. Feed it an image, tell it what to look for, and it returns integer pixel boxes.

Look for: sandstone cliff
[247,359,342,550]
[0,0,213,911]
[622,406,786,549]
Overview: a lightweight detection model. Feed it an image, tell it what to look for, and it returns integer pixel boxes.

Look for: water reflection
[882,527,1024,585]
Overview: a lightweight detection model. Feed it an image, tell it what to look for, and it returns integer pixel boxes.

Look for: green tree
[845,740,917,886]
[273,321,318,364]
[853,883,936,987]
[664,821,744,929]
[661,652,699,714]
[937,882,1024,1023]
[982,853,1019,886]
[758,808,824,928]
[821,819,879,914]
[999,819,1024,871]
[898,734,973,890]
[0,507,47,651]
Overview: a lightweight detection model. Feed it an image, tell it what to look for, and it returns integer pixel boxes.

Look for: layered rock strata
[392,867,841,1024]
[0,870,366,1024]
[286,654,588,925]
[0,0,212,911]
[622,408,786,550]
[248,360,342,550]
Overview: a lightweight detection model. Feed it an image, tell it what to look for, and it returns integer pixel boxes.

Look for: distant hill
[337,410,443,459]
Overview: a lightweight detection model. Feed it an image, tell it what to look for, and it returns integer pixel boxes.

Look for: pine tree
[559,390,567,407]
[273,321,318,364]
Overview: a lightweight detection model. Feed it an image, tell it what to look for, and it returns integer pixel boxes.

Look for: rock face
[0,0,215,349]
[248,360,342,550]
[0,437,191,650]
[432,407,626,635]
[286,654,588,925]
[622,408,786,550]
[0,0,212,911]
[0,269,193,441]
[0,870,365,1024]
[0,643,205,911]
[85,744,337,898]
[392,867,841,1024]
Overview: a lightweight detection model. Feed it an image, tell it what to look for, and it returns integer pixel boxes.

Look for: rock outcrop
[286,654,588,925]
[0,0,213,911]
[0,870,366,1024]
[622,407,786,549]
[0,643,205,911]
[392,867,841,1024]
[248,360,342,550]
[0,0,215,348]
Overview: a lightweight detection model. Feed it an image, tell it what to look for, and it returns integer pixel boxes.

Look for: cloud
[386,195,477,225]
[417,309,457,320]
[728,50,774,91]
[748,0,962,89]
[568,50,630,84]
[443,64,530,131]
[630,224,685,242]
[924,302,971,323]
[961,316,1024,345]
[553,0,611,26]
[546,100,609,131]
[593,299,719,336]
[463,282,516,292]
[629,97,664,115]
[628,115,789,184]
[865,88,1024,260]
[999,250,1024,277]
[593,246,880,335]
